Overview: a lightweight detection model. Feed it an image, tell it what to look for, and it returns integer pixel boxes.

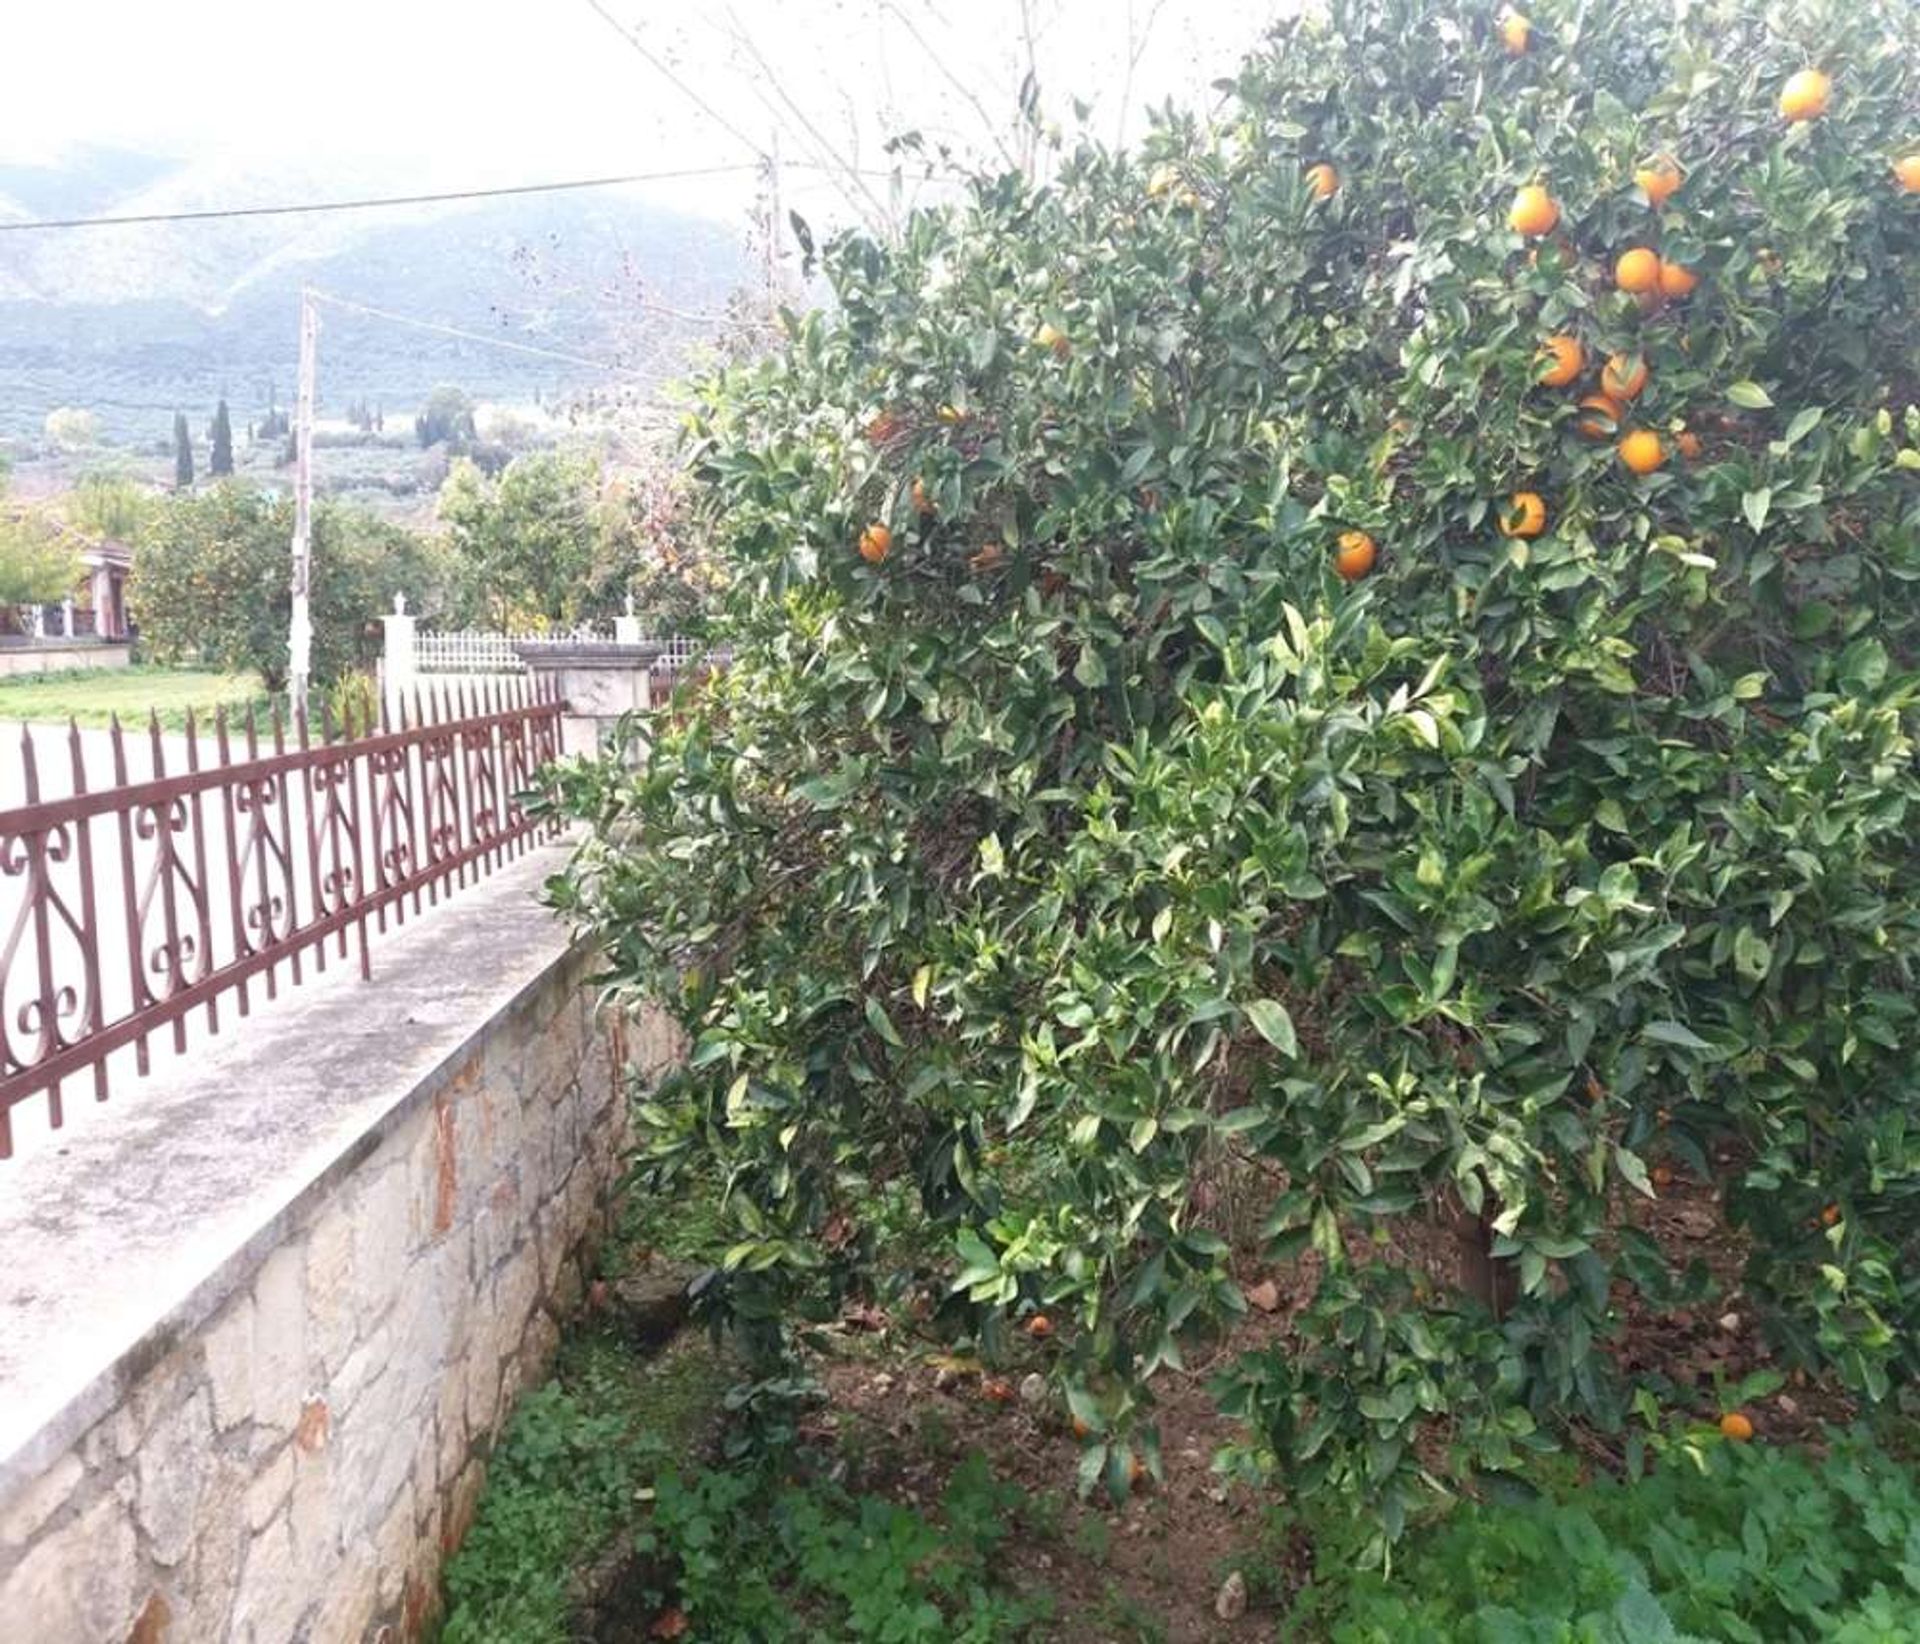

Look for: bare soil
[775,1162,1855,1640]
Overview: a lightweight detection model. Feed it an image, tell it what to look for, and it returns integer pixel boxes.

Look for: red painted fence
[0,681,563,1156]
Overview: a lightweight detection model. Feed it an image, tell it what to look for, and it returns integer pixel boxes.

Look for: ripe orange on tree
[1821,1203,1843,1227]
[1499,491,1548,538]
[1027,1313,1053,1338]
[1614,247,1662,293]
[1305,162,1340,200]
[858,522,893,564]
[1635,156,1684,207]
[1779,68,1831,123]
[1619,429,1667,474]
[911,477,934,516]
[1508,184,1559,237]
[1675,427,1704,461]
[1536,334,1584,387]
[1334,529,1378,580]
[1601,352,1649,400]
[1658,259,1699,299]
[969,542,1006,573]
[1034,322,1070,359]
[1896,155,1920,193]
[1720,1411,1755,1442]
[1576,392,1626,440]
[982,1377,1016,1405]
[1498,9,1530,55]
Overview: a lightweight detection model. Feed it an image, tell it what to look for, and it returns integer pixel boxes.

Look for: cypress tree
[209,398,234,477]
[172,412,194,489]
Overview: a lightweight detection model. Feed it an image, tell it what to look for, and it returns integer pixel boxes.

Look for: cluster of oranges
[851,40,1911,589]
[1328,48,1894,583]
[1509,152,1706,483]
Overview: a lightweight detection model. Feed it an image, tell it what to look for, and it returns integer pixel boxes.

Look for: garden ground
[438,1152,1908,1644]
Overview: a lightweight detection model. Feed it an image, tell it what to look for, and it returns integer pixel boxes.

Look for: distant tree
[0,512,79,609]
[438,449,636,627]
[209,399,234,476]
[43,407,100,453]
[68,471,155,542]
[131,486,448,693]
[414,385,477,451]
[173,412,194,489]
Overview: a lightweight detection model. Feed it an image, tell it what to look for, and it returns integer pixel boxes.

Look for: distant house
[1,514,134,672]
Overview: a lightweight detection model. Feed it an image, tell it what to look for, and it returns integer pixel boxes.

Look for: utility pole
[289,288,318,717]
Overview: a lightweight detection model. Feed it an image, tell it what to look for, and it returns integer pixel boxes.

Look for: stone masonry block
[0,1492,139,1643]
[372,1476,417,1612]
[305,1206,357,1378]
[135,1387,213,1567]
[245,1447,294,1535]
[491,1244,541,1366]
[352,1162,413,1332]
[250,1241,310,1432]
[202,1293,257,1435]
[229,1516,309,1644]
[308,1551,379,1644]
[0,1452,82,1550]
[436,1372,468,1496]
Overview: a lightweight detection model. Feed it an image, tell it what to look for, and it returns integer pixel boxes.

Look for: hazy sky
[1,1,1280,227]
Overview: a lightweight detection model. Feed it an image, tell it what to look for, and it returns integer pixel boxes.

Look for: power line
[306,291,620,371]
[0,165,761,234]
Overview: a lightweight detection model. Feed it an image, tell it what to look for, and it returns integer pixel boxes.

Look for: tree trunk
[1451,1190,1518,1320]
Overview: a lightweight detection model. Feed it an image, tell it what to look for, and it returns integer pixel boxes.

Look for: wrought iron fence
[0,680,563,1157]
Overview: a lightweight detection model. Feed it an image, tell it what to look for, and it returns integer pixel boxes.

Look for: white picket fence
[407,631,710,677]
[412,630,601,676]
[377,602,719,710]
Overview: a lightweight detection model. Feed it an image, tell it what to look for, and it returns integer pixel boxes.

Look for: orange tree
[552,0,1920,1544]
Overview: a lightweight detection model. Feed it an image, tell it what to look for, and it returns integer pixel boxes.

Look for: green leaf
[1727,380,1773,410]
[1615,1145,1656,1199]
[1741,488,1772,533]
[1243,998,1298,1057]
[1642,1019,1710,1051]
[864,995,905,1048]
[1779,405,1823,449]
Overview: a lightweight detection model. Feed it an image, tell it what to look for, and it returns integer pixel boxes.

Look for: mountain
[0,149,751,443]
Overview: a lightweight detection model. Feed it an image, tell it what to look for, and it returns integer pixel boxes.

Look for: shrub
[1303,1429,1920,1642]
[552,0,1920,1545]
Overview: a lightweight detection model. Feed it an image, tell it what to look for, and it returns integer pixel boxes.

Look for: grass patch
[0,665,269,731]
[637,1450,1054,1641]
[1284,1428,1920,1642]
[438,1327,726,1644]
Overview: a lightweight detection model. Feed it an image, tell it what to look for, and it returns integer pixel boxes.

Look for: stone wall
[0,916,680,1643]
[0,641,133,677]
